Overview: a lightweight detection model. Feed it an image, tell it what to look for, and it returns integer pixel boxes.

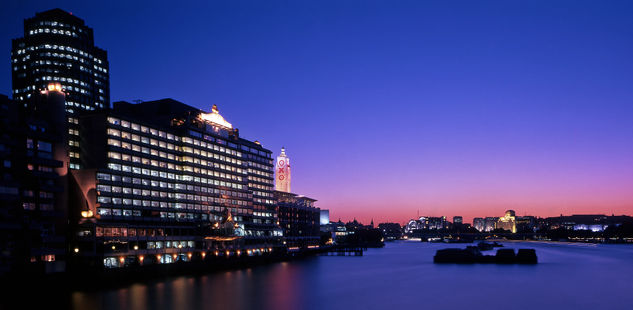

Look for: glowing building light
[198,104,232,129]
[81,210,93,218]
[47,82,63,92]
[275,147,291,192]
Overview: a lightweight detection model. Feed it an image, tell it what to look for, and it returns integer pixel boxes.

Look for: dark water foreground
[7,241,633,310]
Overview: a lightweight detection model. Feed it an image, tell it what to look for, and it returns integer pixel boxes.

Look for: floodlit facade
[275,147,291,192]
[70,99,283,268]
[473,217,485,232]
[497,210,517,233]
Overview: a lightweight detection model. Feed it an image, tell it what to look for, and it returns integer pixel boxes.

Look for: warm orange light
[187,253,192,259]
[157,254,162,260]
[139,255,144,262]
[236,250,241,256]
[201,252,206,258]
[47,82,62,92]
[119,257,125,264]
[198,105,233,129]
[81,210,93,218]
[225,250,230,256]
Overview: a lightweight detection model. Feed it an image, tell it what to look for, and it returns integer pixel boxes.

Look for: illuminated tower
[275,147,291,192]
[11,8,110,111]
[11,8,110,169]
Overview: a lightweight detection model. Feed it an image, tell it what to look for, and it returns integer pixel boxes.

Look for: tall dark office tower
[11,8,110,169]
[0,84,69,276]
[11,8,109,110]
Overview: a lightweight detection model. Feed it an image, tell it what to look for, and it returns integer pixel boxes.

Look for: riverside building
[0,85,69,276]
[272,148,321,249]
[12,8,110,169]
[69,99,282,269]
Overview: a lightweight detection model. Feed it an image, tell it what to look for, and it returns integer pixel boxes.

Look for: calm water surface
[70,241,633,310]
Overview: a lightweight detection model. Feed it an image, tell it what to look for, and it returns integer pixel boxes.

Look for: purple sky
[2,1,633,224]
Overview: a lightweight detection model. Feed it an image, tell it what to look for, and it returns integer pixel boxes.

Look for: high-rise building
[12,8,110,169]
[275,147,291,192]
[68,99,282,268]
[11,8,109,111]
[0,84,69,276]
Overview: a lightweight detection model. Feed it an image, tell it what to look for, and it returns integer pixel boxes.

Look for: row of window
[108,117,251,160]
[107,131,244,168]
[97,193,250,210]
[96,172,248,199]
[107,151,244,179]
[96,185,250,205]
[28,27,79,38]
[97,207,209,220]
[247,168,272,178]
[105,162,246,190]
[97,226,165,237]
[40,75,91,94]
[23,202,54,210]
[32,20,85,32]
[249,182,274,191]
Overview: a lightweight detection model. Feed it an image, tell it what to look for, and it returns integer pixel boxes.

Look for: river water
[68,241,633,310]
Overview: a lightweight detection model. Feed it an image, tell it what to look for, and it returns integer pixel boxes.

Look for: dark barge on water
[434,247,537,264]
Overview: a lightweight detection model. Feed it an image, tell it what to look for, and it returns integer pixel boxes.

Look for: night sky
[2,1,633,224]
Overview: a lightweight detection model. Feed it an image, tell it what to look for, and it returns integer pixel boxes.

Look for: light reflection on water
[69,241,633,310]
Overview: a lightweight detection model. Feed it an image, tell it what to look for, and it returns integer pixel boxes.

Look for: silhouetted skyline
[2,1,632,223]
